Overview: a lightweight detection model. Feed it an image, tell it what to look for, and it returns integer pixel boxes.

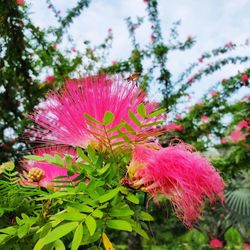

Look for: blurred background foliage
[0,0,249,249]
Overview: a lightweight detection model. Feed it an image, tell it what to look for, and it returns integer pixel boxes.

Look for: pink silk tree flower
[21,147,78,189]
[209,239,224,248]
[162,123,183,132]
[220,138,228,144]
[30,75,162,149]
[126,144,224,227]
[230,129,246,143]
[237,120,249,129]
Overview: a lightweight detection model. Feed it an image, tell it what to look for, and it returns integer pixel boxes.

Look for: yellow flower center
[27,167,44,182]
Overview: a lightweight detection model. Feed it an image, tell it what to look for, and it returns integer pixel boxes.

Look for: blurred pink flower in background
[209,239,224,248]
[200,116,209,122]
[241,74,249,84]
[210,91,218,97]
[220,138,228,144]
[196,101,204,107]
[44,75,55,85]
[243,243,250,250]
[127,144,224,227]
[162,123,183,132]
[16,0,25,5]
[21,147,77,189]
[237,120,249,129]
[175,114,182,120]
[230,130,246,143]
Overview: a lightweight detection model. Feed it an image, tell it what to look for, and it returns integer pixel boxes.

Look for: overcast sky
[28,0,250,101]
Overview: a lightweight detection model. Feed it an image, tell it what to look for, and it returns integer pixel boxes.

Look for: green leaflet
[103,111,115,125]
[137,103,147,118]
[106,220,132,232]
[98,188,120,203]
[71,223,83,250]
[139,211,154,221]
[147,108,166,118]
[23,155,44,161]
[85,215,96,236]
[128,110,141,126]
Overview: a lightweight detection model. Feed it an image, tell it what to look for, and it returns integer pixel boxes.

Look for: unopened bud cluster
[28,167,44,182]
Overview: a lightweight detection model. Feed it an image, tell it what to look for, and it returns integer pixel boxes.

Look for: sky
[28,0,250,101]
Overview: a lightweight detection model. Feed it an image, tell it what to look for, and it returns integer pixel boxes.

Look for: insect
[126,73,141,81]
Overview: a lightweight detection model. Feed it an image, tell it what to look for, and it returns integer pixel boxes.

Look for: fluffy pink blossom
[230,130,246,143]
[200,116,209,122]
[237,120,249,129]
[127,144,224,227]
[209,239,224,248]
[21,147,77,189]
[210,91,218,97]
[16,0,25,5]
[243,243,250,250]
[162,123,183,132]
[30,75,161,149]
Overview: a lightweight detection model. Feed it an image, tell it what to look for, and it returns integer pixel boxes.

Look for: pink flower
[52,43,57,50]
[187,77,194,84]
[210,91,218,97]
[220,138,228,144]
[111,60,117,65]
[196,101,203,107]
[225,42,234,48]
[242,74,248,83]
[187,36,193,41]
[44,75,55,85]
[143,0,149,3]
[230,130,246,143]
[127,144,224,227]
[198,58,203,63]
[209,239,223,248]
[21,147,78,189]
[237,120,249,129]
[30,75,161,149]
[162,123,183,132]
[175,114,182,120]
[150,34,155,41]
[243,243,250,250]
[200,116,209,122]
[16,0,25,5]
